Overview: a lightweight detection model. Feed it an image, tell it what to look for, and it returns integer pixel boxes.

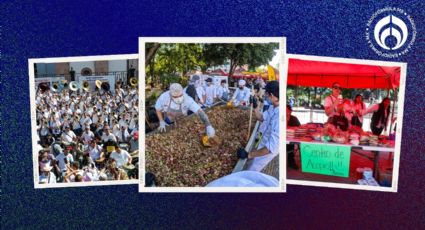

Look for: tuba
[129,77,138,87]
[69,81,79,91]
[51,82,60,92]
[82,80,90,91]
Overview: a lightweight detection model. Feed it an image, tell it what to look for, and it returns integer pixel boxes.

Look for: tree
[203,43,278,77]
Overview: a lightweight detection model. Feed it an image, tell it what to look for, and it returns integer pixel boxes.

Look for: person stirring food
[155,83,216,138]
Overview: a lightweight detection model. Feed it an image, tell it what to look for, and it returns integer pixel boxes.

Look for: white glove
[206,125,215,138]
[158,120,168,132]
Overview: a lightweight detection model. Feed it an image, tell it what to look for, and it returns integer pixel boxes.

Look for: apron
[247,107,279,171]
[164,98,185,124]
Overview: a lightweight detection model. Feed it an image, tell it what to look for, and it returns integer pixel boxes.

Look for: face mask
[172,96,184,104]
[239,86,244,90]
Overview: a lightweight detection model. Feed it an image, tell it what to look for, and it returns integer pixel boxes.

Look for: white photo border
[285,54,407,193]
[138,37,287,193]
[29,54,139,189]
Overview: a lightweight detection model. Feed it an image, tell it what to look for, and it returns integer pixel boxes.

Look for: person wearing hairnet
[237,81,279,171]
[155,83,216,138]
[229,79,251,106]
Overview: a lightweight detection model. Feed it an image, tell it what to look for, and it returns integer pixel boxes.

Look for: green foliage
[203,43,278,75]
[146,42,278,86]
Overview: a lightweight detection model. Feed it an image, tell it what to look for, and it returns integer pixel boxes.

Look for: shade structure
[288,59,401,89]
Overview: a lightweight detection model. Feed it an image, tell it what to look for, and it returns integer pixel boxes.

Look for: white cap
[169,83,183,97]
[238,80,246,86]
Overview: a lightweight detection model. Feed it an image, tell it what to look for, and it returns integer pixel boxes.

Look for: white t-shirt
[195,86,206,104]
[56,153,74,172]
[204,85,216,106]
[101,133,117,142]
[216,85,229,98]
[61,131,76,143]
[89,145,103,161]
[232,87,251,106]
[110,150,131,168]
[116,129,130,142]
[82,131,95,143]
[258,105,279,155]
[39,173,56,184]
[324,95,343,117]
[155,91,201,116]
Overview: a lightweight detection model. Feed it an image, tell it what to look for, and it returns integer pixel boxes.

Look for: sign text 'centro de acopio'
[300,143,351,177]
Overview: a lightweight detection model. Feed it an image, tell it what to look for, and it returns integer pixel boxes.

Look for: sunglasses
[333,86,341,90]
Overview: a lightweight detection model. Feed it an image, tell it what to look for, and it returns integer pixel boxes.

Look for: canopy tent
[287,58,402,132]
[288,59,401,89]
[207,66,280,80]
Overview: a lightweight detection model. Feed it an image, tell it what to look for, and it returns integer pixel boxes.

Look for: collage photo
[29,38,406,193]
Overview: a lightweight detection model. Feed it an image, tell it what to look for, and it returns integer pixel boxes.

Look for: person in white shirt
[72,115,82,136]
[82,113,92,126]
[230,79,251,106]
[101,126,117,143]
[116,125,130,143]
[50,117,62,139]
[194,78,206,106]
[81,125,95,144]
[110,145,132,168]
[53,144,73,173]
[155,83,216,138]
[61,126,77,145]
[111,119,121,136]
[204,78,217,106]
[216,80,230,101]
[38,120,50,147]
[324,82,343,119]
[237,81,280,172]
[39,165,56,184]
[88,140,104,161]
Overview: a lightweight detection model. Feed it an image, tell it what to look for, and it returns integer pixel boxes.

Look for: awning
[288,59,400,89]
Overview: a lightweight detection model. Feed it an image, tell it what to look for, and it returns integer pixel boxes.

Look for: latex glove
[158,120,168,132]
[237,148,249,159]
[206,125,215,138]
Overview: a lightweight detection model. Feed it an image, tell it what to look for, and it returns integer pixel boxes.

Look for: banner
[34,77,65,88]
[300,143,351,177]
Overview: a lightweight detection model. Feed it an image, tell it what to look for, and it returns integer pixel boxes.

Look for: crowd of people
[35,79,139,184]
[183,75,267,108]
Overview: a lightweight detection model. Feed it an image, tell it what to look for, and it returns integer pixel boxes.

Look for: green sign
[300,143,351,177]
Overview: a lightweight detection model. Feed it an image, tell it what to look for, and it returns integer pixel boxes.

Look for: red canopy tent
[287,59,401,89]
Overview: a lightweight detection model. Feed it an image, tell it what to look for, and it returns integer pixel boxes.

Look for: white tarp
[206,171,279,187]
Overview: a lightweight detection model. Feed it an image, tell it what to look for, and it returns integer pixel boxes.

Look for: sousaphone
[95,80,110,91]
[82,80,90,91]
[51,82,60,92]
[129,77,138,87]
[69,81,79,91]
